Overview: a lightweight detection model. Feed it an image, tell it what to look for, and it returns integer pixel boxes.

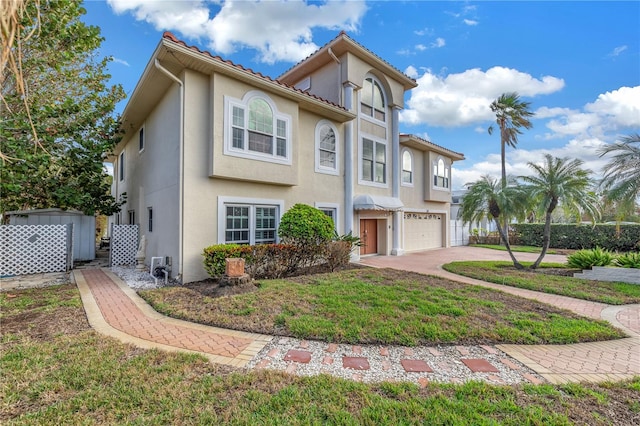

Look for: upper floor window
[119,152,125,181]
[138,127,145,152]
[225,92,291,164]
[433,158,450,189]
[402,150,413,185]
[315,121,339,175]
[362,137,386,184]
[361,77,385,122]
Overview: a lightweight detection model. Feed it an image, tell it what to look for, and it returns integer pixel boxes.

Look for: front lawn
[442,261,640,305]
[139,268,623,346]
[2,284,639,425]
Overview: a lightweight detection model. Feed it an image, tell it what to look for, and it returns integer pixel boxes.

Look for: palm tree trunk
[531,208,554,269]
[493,217,523,269]
[500,133,508,244]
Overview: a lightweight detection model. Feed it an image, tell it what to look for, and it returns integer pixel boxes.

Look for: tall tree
[459,175,528,269]
[488,92,534,186]
[520,155,600,269]
[1,0,126,215]
[598,133,640,207]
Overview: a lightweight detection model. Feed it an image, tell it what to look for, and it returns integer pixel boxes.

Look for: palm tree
[520,155,600,269]
[459,175,528,269]
[598,133,640,207]
[488,92,535,188]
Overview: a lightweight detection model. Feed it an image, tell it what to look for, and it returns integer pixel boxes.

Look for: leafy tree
[0,0,126,215]
[459,175,528,269]
[488,92,535,187]
[521,155,600,269]
[598,133,640,207]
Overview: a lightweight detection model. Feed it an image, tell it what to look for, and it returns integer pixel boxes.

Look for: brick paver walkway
[72,247,639,384]
[361,247,640,383]
[75,268,271,367]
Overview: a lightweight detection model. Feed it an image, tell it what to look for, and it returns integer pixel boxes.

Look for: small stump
[219,258,251,287]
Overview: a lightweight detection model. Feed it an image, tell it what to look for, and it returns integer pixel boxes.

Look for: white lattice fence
[110,224,139,266]
[0,224,71,276]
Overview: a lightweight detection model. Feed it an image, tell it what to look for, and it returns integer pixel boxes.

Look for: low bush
[513,223,640,251]
[566,248,615,269]
[202,244,253,277]
[322,241,352,272]
[614,252,640,269]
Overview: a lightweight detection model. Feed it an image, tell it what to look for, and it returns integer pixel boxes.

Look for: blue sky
[82,1,640,190]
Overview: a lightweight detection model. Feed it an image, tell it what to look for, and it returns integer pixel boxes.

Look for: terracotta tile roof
[161,32,348,112]
[278,31,416,85]
[400,133,465,159]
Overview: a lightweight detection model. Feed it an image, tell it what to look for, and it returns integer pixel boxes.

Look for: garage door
[404,213,443,251]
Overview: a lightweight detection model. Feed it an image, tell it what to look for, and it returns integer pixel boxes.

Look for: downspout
[343,83,355,237]
[391,106,403,256]
[154,59,185,282]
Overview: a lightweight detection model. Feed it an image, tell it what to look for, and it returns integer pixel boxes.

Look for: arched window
[402,150,413,185]
[433,158,450,189]
[226,92,291,163]
[315,121,339,174]
[361,77,385,121]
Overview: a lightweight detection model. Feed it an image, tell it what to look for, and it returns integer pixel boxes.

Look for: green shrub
[278,204,334,245]
[567,248,615,269]
[614,252,640,269]
[247,244,301,279]
[202,244,254,277]
[512,223,640,251]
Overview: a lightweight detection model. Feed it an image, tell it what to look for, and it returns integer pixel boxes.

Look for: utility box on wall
[5,209,96,261]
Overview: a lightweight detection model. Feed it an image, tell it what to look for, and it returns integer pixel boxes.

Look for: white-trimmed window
[361,137,386,184]
[433,158,450,189]
[218,197,284,245]
[119,152,125,181]
[315,120,339,174]
[128,210,135,225]
[402,149,413,186]
[225,92,291,164]
[315,202,340,233]
[138,127,145,152]
[147,207,153,232]
[361,77,386,122]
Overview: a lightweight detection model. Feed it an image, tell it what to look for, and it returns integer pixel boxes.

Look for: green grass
[471,244,560,254]
[442,261,640,305]
[140,269,624,345]
[2,332,639,425]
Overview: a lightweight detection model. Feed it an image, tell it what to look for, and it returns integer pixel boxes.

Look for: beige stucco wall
[343,52,406,108]
[114,83,181,270]
[423,151,454,203]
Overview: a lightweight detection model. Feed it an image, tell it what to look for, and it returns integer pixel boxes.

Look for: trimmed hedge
[512,224,640,251]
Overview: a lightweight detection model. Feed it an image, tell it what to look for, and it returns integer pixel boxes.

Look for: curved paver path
[360,247,640,384]
[72,247,639,385]
[74,268,272,367]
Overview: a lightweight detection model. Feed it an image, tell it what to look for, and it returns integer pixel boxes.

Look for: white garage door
[404,213,443,251]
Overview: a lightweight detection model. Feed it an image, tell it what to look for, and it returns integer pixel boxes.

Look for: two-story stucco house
[110,31,464,283]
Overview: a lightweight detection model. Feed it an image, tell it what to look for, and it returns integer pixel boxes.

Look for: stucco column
[343,82,356,236]
[391,106,404,256]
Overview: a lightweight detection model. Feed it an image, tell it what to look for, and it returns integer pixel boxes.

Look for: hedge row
[512,224,640,251]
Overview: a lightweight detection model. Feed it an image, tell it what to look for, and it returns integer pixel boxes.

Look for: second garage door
[404,213,443,251]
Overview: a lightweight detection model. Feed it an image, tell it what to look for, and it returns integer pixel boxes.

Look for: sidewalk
[73,247,639,385]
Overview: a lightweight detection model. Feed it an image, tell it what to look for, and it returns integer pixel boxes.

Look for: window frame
[433,157,450,190]
[119,151,125,182]
[314,202,340,233]
[314,120,339,175]
[360,76,387,124]
[128,210,135,225]
[224,92,292,165]
[359,134,388,187]
[138,126,145,153]
[217,196,285,245]
[147,207,153,232]
[401,149,414,187]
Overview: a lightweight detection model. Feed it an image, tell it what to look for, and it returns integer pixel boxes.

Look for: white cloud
[432,37,445,48]
[414,27,433,36]
[107,0,367,64]
[585,86,640,128]
[404,65,419,79]
[112,57,130,67]
[415,44,426,51]
[400,66,564,127]
[463,19,478,26]
[608,45,628,57]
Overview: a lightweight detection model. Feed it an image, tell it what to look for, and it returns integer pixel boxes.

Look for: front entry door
[360,219,378,255]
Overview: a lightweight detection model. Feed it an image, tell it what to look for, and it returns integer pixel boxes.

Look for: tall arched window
[433,158,449,189]
[361,77,385,121]
[315,121,339,174]
[402,150,413,185]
